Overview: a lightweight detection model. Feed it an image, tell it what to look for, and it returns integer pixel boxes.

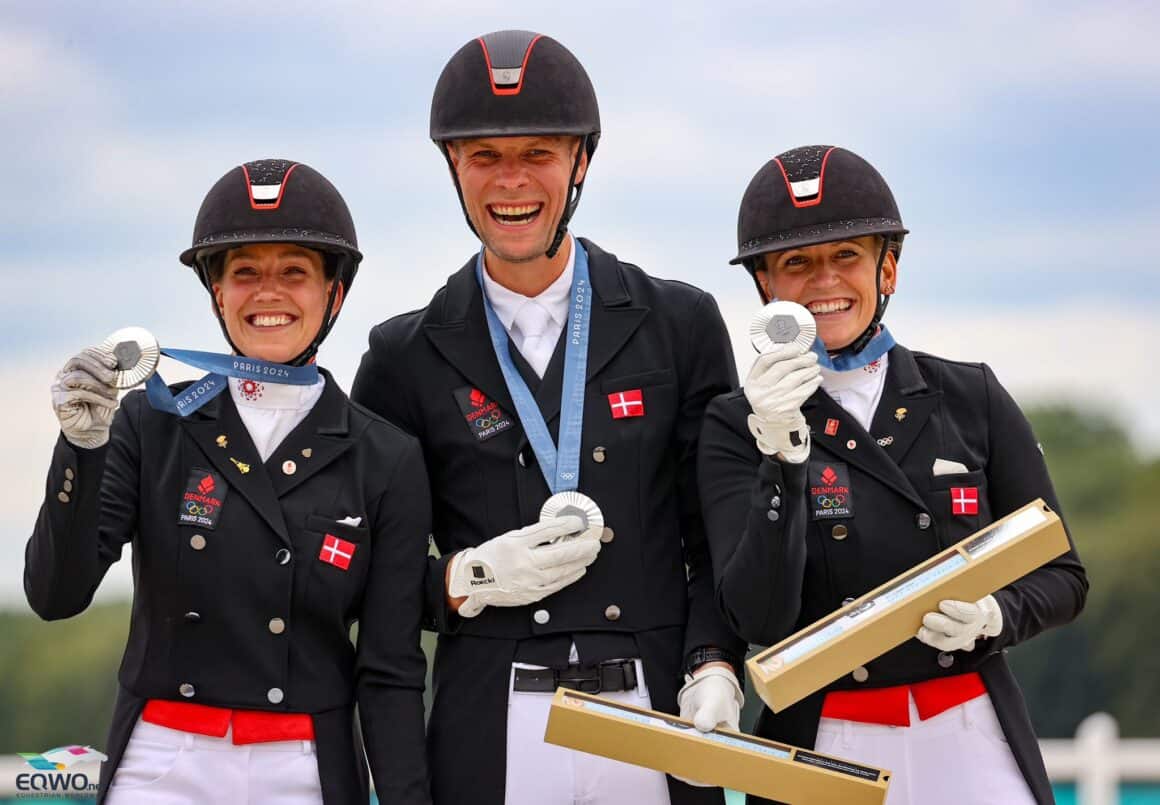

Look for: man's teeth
[491,204,541,223]
[808,300,852,315]
[251,314,293,327]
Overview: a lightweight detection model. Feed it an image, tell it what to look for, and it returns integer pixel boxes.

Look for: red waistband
[142,700,315,745]
[820,672,986,727]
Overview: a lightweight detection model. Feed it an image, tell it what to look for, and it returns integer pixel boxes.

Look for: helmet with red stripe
[430,30,600,258]
[178,159,362,366]
[731,146,908,354]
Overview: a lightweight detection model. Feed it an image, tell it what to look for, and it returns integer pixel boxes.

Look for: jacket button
[57,491,70,504]
[767,510,780,522]
[268,618,286,635]
[65,468,75,480]
[773,483,781,496]
[179,683,196,698]
[184,611,201,623]
[267,687,284,704]
[533,609,550,625]
[593,446,607,463]
[275,548,292,565]
[604,605,621,621]
[517,450,529,468]
[770,496,781,508]
[938,652,955,669]
[63,479,73,493]
[842,597,855,606]
[600,527,615,544]
[832,525,849,541]
[915,513,932,530]
[190,534,207,551]
[852,666,869,683]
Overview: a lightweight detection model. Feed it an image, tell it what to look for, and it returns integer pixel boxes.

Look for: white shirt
[820,353,890,433]
[229,374,326,462]
[480,234,575,378]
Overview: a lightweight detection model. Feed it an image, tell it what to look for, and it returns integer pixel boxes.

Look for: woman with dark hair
[26,159,431,804]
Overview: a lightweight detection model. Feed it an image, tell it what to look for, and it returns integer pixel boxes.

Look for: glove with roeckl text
[743,344,822,464]
[448,516,601,618]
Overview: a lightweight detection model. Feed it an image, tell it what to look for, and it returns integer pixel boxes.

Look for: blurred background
[2,1,1157,802]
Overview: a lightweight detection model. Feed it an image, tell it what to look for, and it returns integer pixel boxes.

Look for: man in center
[352,30,746,805]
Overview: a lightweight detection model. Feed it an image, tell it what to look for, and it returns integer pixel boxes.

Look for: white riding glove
[743,344,821,464]
[51,347,120,449]
[448,515,601,618]
[673,665,744,786]
[916,595,1004,652]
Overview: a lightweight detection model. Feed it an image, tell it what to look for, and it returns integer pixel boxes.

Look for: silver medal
[749,300,817,355]
[99,326,160,389]
[540,491,604,535]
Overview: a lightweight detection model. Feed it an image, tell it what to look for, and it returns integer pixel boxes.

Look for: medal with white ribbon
[97,326,319,417]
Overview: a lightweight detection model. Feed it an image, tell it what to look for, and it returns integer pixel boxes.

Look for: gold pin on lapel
[230,457,251,474]
[301,448,312,458]
[216,435,228,448]
[895,407,908,422]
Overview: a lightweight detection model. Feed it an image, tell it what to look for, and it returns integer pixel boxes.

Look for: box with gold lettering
[544,688,891,804]
[747,498,1069,713]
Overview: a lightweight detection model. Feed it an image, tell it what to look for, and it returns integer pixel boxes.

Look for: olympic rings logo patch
[475,412,502,429]
[815,494,847,509]
[185,501,209,516]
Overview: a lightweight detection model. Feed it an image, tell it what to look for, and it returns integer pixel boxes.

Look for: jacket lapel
[804,346,938,511]
[579,239,649,383]
[423,258,517,416]
[868,345,940,465]
[180,391,291,545]
[533,239,649,425]
[265,370,355,499]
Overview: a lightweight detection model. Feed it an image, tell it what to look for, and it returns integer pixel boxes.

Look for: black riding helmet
[178,159,363,367]
[430,30,601,258]
[732,145,908,355]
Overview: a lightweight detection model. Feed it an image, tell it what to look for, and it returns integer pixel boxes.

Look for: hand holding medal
[743,301,822,463]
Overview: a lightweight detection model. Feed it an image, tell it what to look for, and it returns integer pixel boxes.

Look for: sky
[1,0,1158,608]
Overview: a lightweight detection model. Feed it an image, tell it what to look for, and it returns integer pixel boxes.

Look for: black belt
[513,660,638,694]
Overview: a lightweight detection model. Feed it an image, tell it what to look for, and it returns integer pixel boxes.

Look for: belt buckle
[557,668,602,694]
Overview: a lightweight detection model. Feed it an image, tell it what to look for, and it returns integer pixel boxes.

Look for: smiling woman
[698,144,1088,805]
[211,244,343,365]
[25,159,433,805]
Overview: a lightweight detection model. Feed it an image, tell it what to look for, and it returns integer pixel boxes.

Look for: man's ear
[574,142,589,186]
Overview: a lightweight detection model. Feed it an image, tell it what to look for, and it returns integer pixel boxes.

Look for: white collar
[820,353,890,393]
[229,374,326,411]
[480,234,576,332]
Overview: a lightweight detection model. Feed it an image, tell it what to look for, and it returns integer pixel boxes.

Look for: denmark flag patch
[950,487,979,516]
[607,389,645,419]
[319,534,356,570]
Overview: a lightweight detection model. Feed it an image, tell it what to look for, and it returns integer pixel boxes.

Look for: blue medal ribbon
[145,348,318,417]
[812,324,896,372]
[476,240,593,494]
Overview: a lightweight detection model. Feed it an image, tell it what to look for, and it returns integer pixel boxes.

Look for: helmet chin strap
[545,134,589,259]
[198,253,351,369]
[840,236,892,356]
